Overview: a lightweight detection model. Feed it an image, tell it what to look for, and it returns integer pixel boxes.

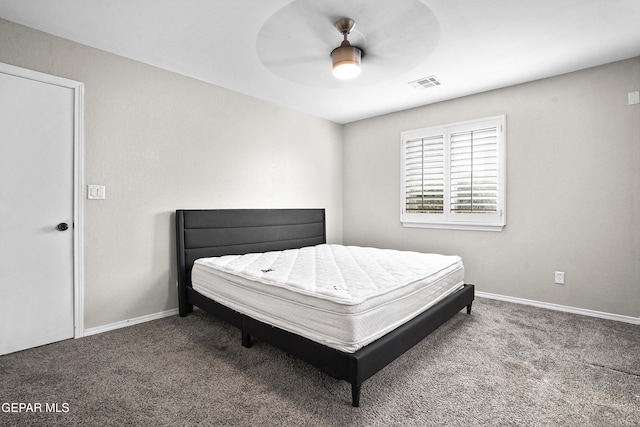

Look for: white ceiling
[1,0,639,124]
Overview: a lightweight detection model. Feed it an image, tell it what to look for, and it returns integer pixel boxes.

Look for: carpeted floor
[1,297,638,426]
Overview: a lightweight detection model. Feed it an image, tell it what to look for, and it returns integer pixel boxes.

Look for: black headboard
[176,209,326,294]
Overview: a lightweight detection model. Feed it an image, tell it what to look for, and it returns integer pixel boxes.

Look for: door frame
[0,62,84,338]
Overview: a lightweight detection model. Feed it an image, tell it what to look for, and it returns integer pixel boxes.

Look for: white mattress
[191,244,464,353]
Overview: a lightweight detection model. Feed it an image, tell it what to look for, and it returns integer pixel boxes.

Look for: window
[401,115,506,231]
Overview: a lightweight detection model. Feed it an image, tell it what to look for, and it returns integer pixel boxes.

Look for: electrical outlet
[554,271,565,285]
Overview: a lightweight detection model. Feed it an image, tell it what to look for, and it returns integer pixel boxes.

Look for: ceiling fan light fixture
[331,44,361,79]
[331,18,361,80]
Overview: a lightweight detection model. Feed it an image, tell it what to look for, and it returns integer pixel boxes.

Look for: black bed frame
[176,208,474,407]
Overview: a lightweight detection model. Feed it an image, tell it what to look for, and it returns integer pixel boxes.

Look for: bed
[176,208,474,407]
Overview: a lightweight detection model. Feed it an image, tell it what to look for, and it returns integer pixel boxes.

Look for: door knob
[57,222,69,231]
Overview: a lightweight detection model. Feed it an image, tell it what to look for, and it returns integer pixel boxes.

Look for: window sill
[401,221,505,232]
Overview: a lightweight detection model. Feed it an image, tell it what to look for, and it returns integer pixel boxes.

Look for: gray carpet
[1,298,638,426]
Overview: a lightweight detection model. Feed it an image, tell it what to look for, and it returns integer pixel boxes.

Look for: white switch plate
[88,185,106,200]
[628,91,640,105]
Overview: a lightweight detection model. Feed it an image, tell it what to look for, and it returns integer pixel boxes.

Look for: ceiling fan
[255,0,439,88]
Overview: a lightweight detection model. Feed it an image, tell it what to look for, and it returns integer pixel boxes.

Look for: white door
[0,66,79,355]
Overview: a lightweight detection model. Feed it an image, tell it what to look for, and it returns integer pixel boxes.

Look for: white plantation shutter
[404,135,444,214]
[401,116,506,231]
[450,126,499,214]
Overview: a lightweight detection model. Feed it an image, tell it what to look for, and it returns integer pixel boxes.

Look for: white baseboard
[82,308,180,337]
[80,293,639,338]
[476,291,640,325]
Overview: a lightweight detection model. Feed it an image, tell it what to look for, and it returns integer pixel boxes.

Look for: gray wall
[2,17,638,327]
[0,19,343,329]
[343,58,640,318]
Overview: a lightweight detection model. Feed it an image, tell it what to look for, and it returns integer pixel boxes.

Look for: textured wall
[0,19,343,329]
[343,58,640,318]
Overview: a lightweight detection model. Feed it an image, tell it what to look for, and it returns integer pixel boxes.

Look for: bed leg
[178,302,193,317]
[242,331,252,348]
[351,384,361,407]
[466,302,473,314]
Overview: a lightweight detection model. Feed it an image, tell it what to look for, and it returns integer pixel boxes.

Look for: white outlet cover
[628,91,640,105]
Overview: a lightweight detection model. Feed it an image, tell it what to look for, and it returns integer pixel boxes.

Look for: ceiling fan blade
[260,55,327,68]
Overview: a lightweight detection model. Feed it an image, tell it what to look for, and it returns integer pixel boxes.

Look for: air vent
[409,75,442,90]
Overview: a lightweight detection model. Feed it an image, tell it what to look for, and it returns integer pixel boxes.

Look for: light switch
[88,185,106,200]
[628,91,640,105]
